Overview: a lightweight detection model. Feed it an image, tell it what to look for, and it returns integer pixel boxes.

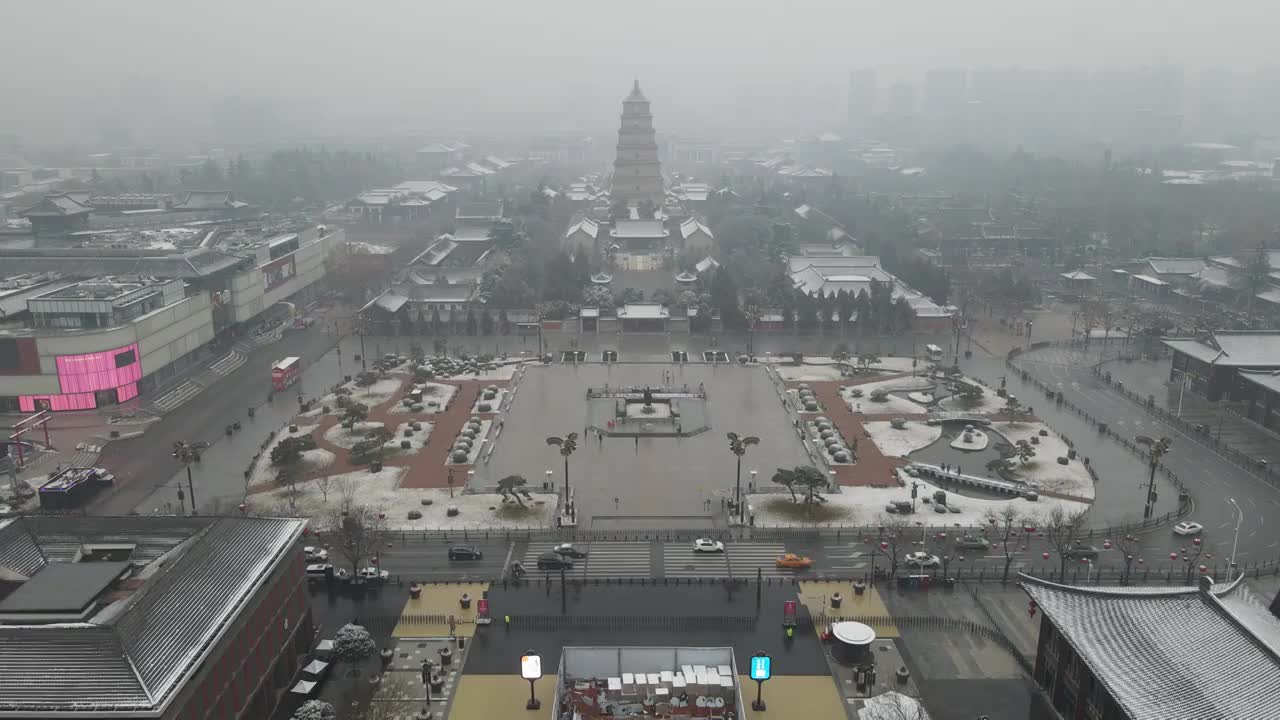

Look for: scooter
[509,561,528,581]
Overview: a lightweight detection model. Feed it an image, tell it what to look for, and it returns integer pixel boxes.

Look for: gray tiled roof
[0,516,303,714]
[1163,331,1280,368]
[1021,575,1280,720]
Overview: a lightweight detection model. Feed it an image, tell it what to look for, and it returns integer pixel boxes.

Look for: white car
[903,552,941,568]
[693,538,725,553]
[356,567,390,582]
[1173,521,1204,536]
[304,546,328,562]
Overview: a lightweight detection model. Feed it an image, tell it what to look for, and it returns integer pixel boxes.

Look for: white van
[925,344,944,362]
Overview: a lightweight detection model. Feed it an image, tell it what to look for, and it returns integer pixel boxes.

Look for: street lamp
[546,434,578,522]
[727,432,760,524]
[171,441,201,515]
[1135,435,1171,520]
[1228,497,1243,579]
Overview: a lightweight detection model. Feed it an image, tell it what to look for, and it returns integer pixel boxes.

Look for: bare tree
[327,504,388,575]
[1042,506,1088,579]
[863,691,930,720]
[1113,533,1141,585]
[315,473,333,504]
[985,505,1025,585]
[335,476,359,514]
[872,513,914,579]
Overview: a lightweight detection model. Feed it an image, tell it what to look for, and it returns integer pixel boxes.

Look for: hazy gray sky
[4,0,1277,141]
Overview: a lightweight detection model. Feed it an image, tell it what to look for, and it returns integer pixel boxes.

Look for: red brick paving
[249,373,508,494]
[791,380,901,488]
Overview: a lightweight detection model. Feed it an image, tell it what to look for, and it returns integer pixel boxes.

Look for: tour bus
[271,356,302,391]
[924,344,944,362]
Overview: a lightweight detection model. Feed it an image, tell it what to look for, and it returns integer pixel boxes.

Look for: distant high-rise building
[847,69,877,137]
[887,82,917,116]
[611,80,663,208]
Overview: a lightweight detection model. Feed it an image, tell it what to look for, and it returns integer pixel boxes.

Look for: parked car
[448,545,483,560]
[775,553,814,569]
[536,552,574,570]
[304,546,328,562]
[884,501,914,514]
[356,567,390,582]
[693,538,725,553]
[553,543,588,559]
[903,552,941,568]
[305,563,333,578]
[1173,521,1204,536]
[1064,544,1101,560]
[954,535,990,551]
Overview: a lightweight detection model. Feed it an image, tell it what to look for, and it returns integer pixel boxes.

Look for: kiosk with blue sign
[749,652,771,711]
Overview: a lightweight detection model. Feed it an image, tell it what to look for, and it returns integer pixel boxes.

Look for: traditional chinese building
[1021,573,1280,720]
[611,81,664,208]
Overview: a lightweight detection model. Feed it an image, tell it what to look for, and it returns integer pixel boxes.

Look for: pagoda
[611,80,664,208]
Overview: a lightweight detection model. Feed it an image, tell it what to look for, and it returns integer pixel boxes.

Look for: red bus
[271,356,301,391]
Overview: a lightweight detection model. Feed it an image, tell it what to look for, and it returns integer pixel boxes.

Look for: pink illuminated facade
[19,343,142,412]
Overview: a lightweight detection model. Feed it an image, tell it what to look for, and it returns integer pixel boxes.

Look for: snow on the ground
[445,419,493,465]
[937,386,1008,414]
[388,381,458,415]
[842,376,935,415]
[749,468,1089,528]
[472,387,507,414]
[991,422,1096,500]
[788,388,826,413]
[347,377,404,409]
[442,362,523,381]
[323,421,386,449]
[907,392,934,405]
[950,428,989,451]
[775,364,844,381]
[248,423,321,488]
[246,466,555,529]
[865,356,922,373]
[863,421,942,458]
[382,421,432,457]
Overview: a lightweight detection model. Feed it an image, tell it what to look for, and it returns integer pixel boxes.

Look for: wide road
[999,347,1280,567]
[355,533,1212,584]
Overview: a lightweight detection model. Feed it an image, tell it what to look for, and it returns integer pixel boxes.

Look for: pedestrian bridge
[905,462,1032,497]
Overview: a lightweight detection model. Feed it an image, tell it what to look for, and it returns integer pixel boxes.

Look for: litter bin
[852,580,866,596]
[830,592,843,609]
[459,593,471,610]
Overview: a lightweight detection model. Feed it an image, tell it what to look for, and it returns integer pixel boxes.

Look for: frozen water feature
[950,425,989,451]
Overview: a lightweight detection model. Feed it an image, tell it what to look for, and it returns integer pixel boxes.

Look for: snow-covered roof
[566,218,599,239]
[1131,273,1168,286]
[694,256,719,274]
[579,307,600,318]
[679,217,713,240]
[1239,369,1280,394]
[373,292,409,313]
[589,272,613,285]
[1059,269,1096,281]
[674,271,698,283]
[610,220,668,238]
[394,180,458,196]
[1191,265,1234,289]
[1144,257,1206,276]
[0,516,304,714]
[617,302,668,319]
[1163,332,1280,367]
[1021,574,1280,720]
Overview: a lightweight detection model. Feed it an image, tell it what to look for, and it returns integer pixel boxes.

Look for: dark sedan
[448,545,484,561]
[536,552,574,570]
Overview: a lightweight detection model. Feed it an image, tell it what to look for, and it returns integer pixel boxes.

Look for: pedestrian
[721,497,726,510]
[635,437,639,449]
[957,465,962,475]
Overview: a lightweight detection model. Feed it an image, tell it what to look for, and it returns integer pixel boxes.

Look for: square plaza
[482,363,811,526]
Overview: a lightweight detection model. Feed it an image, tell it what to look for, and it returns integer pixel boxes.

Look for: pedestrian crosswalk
[209,349,247,375]
[822,543,871,572]
[521,542,653,578]
[727,542,790,578]
[661,542,793,578]
[149,380,203,414]
[661,543,729,578]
